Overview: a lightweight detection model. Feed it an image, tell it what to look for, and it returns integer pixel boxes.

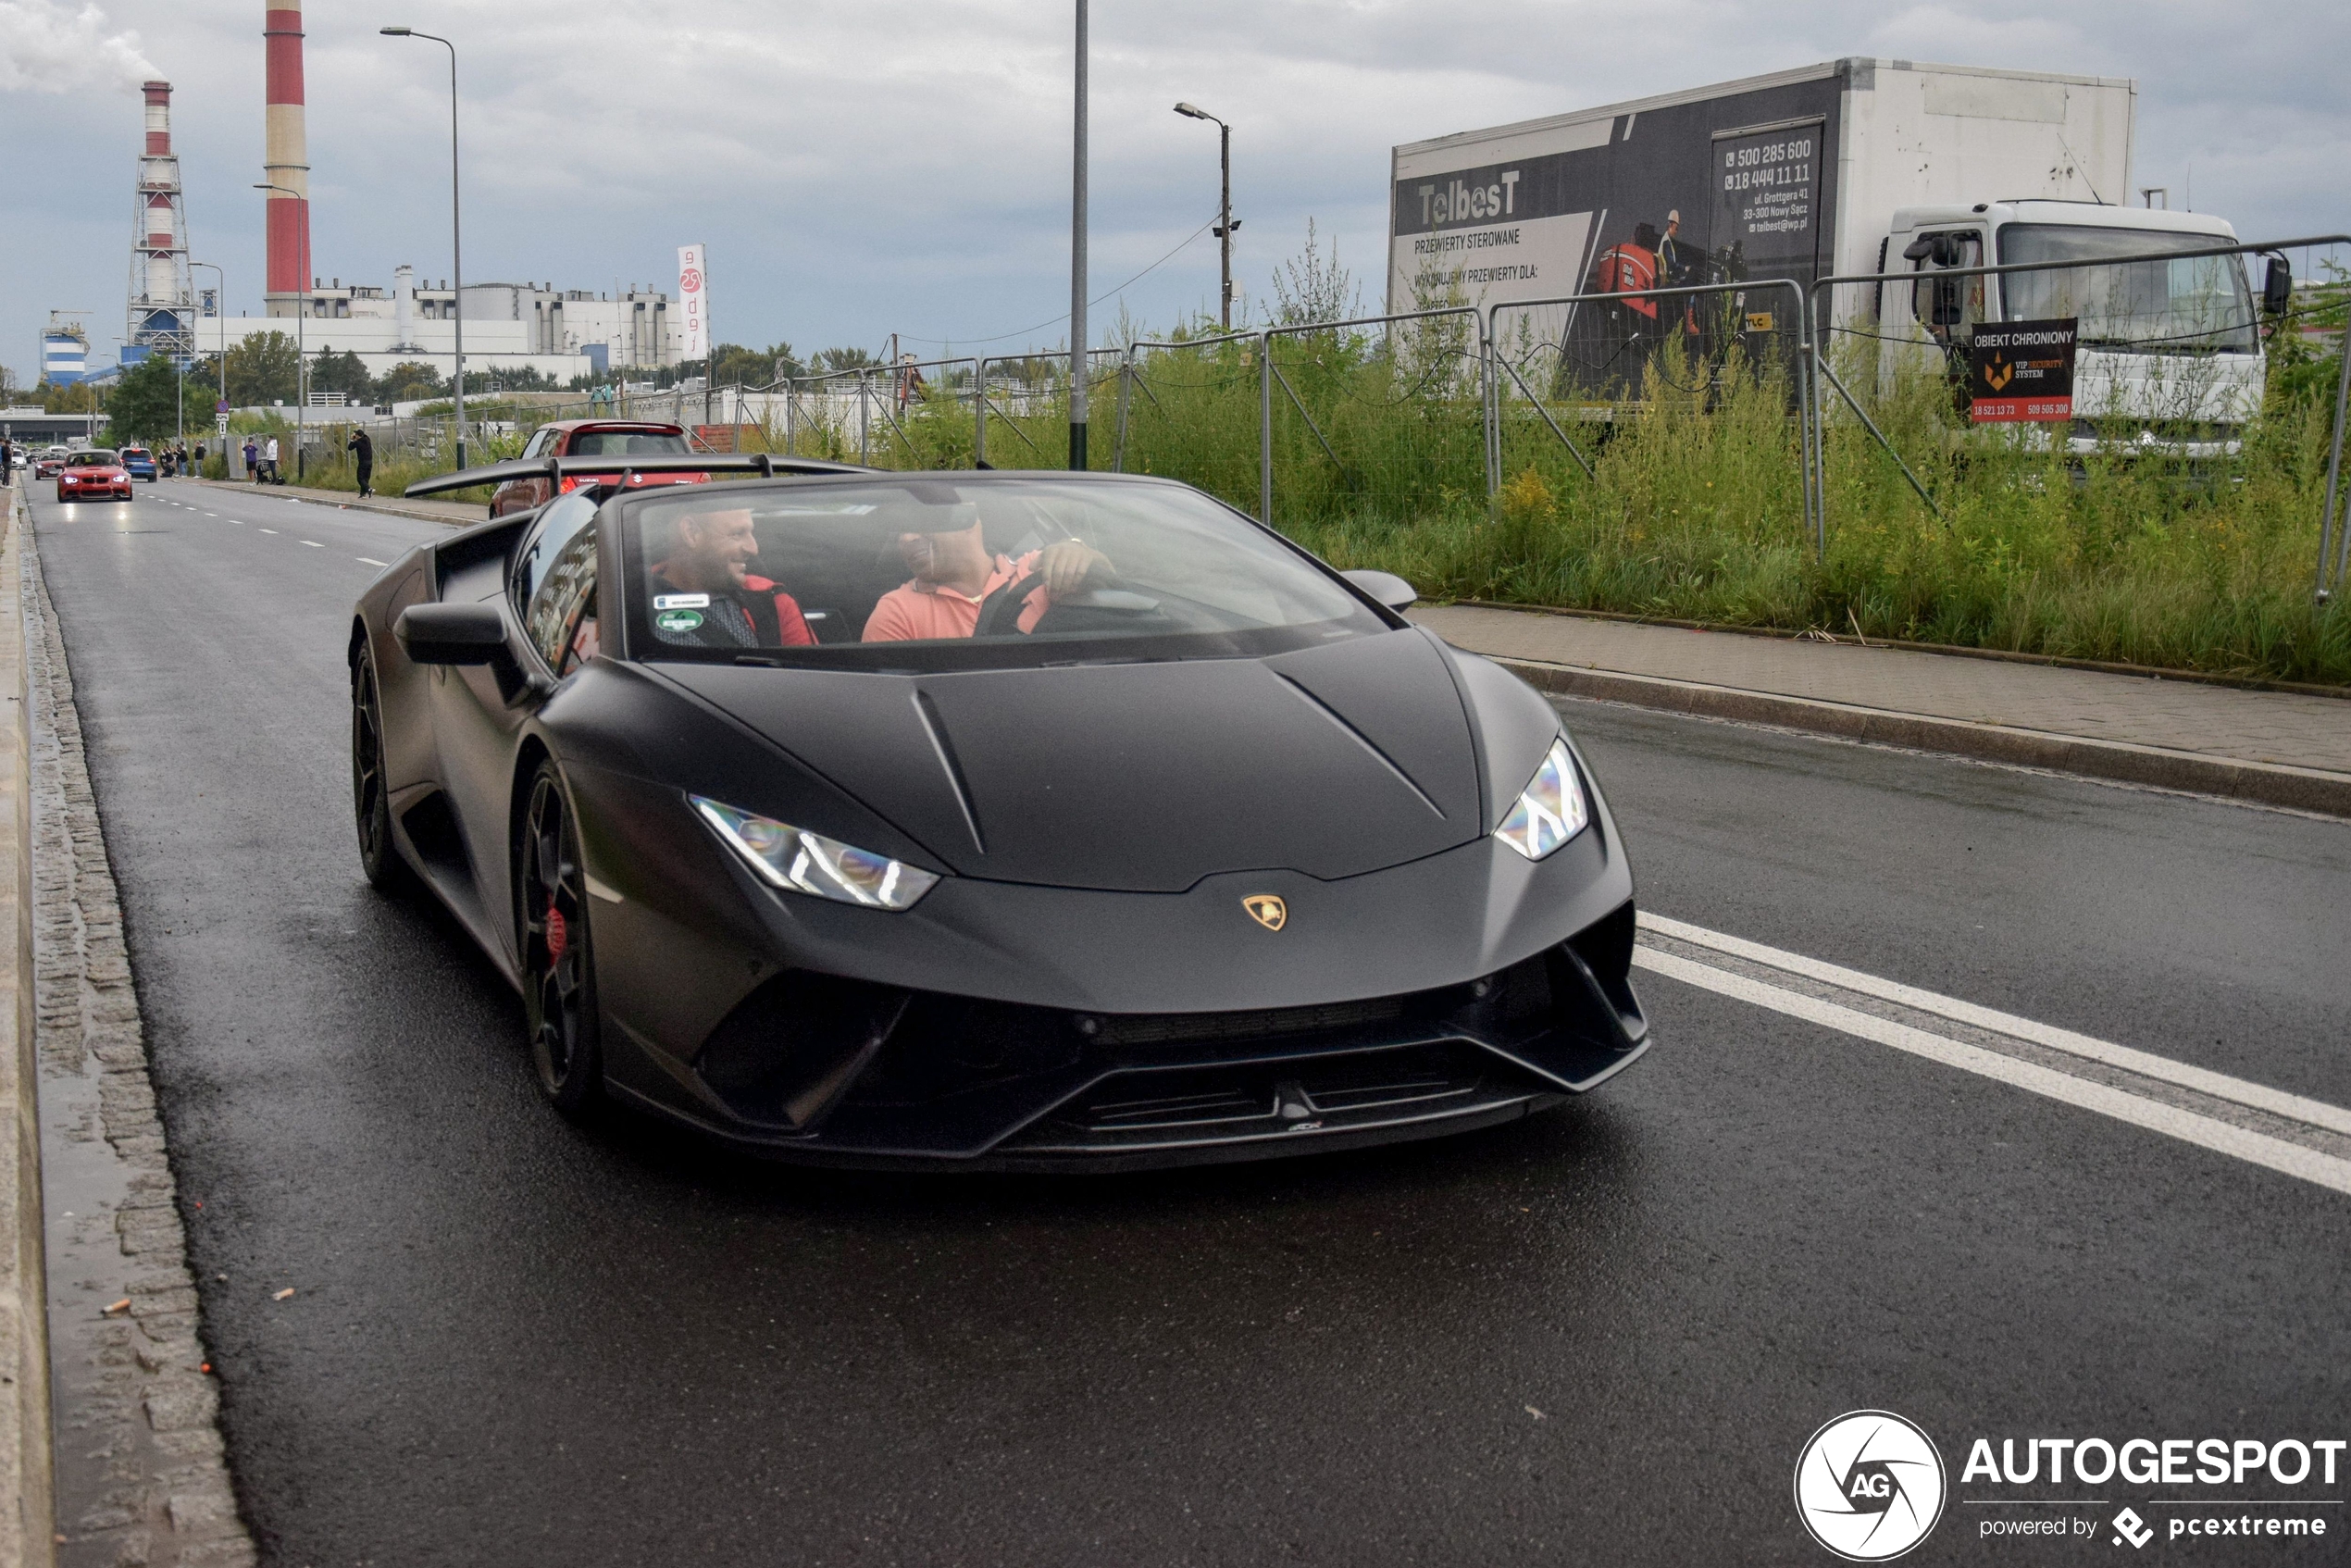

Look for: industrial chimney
[127,80,193,360]
[263,0,310,302]
[393,263,418,351]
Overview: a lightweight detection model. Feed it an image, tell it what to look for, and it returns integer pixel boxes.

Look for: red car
[56,449,134,504]
[489,421,709,516]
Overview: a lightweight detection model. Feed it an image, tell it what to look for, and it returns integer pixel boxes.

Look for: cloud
[0,0,2345,382]
[0,0,156,93]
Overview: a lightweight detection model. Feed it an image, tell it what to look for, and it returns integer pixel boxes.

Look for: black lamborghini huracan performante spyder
[353,457,1648,1168]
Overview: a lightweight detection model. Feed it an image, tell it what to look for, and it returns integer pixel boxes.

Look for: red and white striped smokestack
[138,81,184,317]
[263,0,310,296]
[143,81,175,256]
[143,80,172,156]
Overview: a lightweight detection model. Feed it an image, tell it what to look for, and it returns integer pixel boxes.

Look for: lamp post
[381,27,466,468]
[1174,103,1237,329]
[1068,0,1088,471]
[190,259,226,461]
[254,182,308,479]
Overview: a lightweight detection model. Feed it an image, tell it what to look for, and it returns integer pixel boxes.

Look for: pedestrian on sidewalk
[243,436,259,482]
[0,438,13,488]
[264,436,281,484]
[348,427,375,497]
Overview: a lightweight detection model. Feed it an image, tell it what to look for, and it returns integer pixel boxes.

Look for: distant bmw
[56,449,133,504]
[350,456,1648,1168]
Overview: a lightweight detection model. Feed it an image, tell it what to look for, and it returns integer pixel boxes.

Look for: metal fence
[335,235,2346,605]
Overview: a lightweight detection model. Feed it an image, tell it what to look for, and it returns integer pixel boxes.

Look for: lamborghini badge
[1242,894,1287,931]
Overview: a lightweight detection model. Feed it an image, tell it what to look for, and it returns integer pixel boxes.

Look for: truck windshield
[1997,226,2256,354]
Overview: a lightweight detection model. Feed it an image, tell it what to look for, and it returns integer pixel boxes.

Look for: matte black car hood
[658,628,1483,892]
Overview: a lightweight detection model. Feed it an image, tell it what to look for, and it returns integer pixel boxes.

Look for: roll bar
[404,453,872,499]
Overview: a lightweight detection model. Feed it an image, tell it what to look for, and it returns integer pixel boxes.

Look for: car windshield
[567,430,690,457]
[618,476,1389,672]
[1997,225,2257,354]
[68,451,117,466]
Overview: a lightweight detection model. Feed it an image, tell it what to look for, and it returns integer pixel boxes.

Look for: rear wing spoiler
[404,453,872,499]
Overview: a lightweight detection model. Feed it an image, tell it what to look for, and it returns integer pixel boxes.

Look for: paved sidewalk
[181,475,478,528]
[1414,604,2351,815]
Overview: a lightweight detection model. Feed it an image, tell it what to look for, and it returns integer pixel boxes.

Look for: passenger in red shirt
[647,506,815,648]
[863,509,1110,642]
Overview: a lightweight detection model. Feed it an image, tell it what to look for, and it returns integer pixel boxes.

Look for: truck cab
[1877,200,2262,458]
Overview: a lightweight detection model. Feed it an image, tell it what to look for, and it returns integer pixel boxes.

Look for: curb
[181,476,475,529]
[1,481,55,1568]
[1498,655,2351,819]
[19,517,254,1564]
[1453,599,2351,701]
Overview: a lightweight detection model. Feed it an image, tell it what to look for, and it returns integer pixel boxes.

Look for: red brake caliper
[545,901,567,963]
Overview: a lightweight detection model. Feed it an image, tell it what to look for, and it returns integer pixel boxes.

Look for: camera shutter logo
[1793,1411,1947,1561]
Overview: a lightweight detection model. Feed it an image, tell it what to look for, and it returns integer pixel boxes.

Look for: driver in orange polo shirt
[862,507,1111,641]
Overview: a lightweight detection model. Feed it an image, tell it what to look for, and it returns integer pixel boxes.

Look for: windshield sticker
[653,593,711,610]
[654,608,705,634]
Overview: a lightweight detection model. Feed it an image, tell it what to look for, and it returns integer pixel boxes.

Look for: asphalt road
[29,479,2351,1565]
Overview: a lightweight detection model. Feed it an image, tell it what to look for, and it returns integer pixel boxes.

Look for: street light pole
[1068,0,1088,471]
[382,28,466,468]
[254,182,308,479]
[1174,104,1236,329]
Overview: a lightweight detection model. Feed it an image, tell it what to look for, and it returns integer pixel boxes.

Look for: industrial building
[190,275,678,381]
[100,0,686,386]
[41,315,91,386]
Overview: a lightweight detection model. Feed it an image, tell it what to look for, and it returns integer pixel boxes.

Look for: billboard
[678,243,709,362]
[1390,73,1843,392]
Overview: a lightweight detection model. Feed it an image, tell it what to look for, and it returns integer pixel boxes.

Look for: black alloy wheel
[350,650,402,890]
[519,760,602,1113]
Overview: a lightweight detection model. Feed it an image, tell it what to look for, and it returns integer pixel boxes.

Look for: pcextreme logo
[1795,1411,1948,1562]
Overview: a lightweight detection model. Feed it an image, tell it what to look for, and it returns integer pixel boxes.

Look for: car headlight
[1493,737,1587,861]
[691,795,939,911]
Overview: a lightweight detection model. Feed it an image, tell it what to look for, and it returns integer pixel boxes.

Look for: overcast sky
[2,0,2345,384]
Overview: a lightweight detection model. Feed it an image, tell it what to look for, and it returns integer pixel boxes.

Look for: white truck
[1886,199,2263,454]
[1390,58,2269,441]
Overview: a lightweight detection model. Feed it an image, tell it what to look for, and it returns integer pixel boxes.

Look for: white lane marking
[1640,913,2351,1139]
[355,557,388,566]
[257,528,278,534]
[1633,946,2351,1197]
[583,874,624,903]
[300,540,322,547]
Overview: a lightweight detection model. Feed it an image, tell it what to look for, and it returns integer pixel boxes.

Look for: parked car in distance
[488,421,709,517]
[56,449,133,503]
[119,445,158,482]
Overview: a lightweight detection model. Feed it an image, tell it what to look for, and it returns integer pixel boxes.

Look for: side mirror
[1343,568,1418,612]
[2264,255,2293,317]
[396,602,510,665]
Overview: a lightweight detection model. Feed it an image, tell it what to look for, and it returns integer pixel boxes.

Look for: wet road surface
[29,479,2351,1564]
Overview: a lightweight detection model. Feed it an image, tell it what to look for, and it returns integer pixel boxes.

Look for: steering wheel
[973,570,1047,638]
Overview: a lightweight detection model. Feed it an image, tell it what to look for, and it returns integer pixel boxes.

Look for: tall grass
[804,325,2349,685]
[258,319,2350,684]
